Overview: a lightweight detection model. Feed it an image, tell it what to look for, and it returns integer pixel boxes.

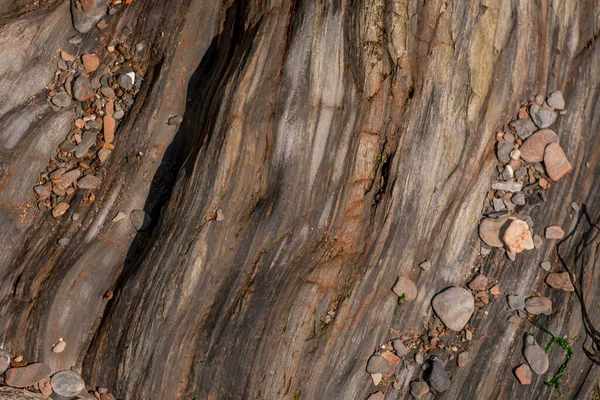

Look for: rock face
[546,272,574,291]
[392,277,417,302]
[71,0,108,33]
[0,387,45,399]
[432,287,474,331]
[523,336,549,374]
[0,349,10,374]
[4,363,51,388]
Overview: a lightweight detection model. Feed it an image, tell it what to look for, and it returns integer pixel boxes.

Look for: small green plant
[592,381,600,400]
[394,293,406,315]
[293,389,301,400]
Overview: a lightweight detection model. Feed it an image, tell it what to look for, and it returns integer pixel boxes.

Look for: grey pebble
[68,35,83,44]
[58,237,71,246]
[113,109,125,120]
[512,192,526,206]
[52,92,72,108]
[523,336,549,374]
[75,131,96,158]
[419,260,431,271]
[0,349,10,375]
[491,180,523,192]
[425,359,450,392]
[529,104,557,129]
[393,339,409,357]
[366,355,389,374]
[492,197,505,211]
[496,140,513,164]
[117,73,134,90]
[540,261,551,271]
[507,295,524,311]
[51,370,85,397]
[509,119,537,140]
[546,91,565,110]
[571,202,580,212]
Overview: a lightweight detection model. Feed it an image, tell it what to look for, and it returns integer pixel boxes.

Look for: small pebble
[419,260,431,271]
[392,277,417,302]
[540,261,551,271]
[523,336,549,374]
[515,364,532,385]
[58,237,71,246]
[52,339,66,353]
[68,35,83,44]
[457,352,469,367]
[546,91,565,110]
[525,296,552,315]
[545,225,565,239]
[410,381,430,399]
[432,287,474,331]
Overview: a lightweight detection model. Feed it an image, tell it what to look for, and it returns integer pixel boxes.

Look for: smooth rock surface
[131,210,152,231]
[432,287,474,331]
[0,387,45,399]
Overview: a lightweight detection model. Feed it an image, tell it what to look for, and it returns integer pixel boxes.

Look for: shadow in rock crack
[81,1,263,393]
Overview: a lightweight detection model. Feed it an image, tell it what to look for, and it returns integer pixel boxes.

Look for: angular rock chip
[503,219,534,253]
[544,142,572,181]
[366,355,389,375]
[54,169,81,190]
[392,277,417,302]
[519,129,559,162]
[529,104,557,128]
[515,364,532,385]
[546,91,565,110]
[78,174,102,190]
[52,202,70,218]
[432,287,474,331]
[468,274,488,292]
[545,272,574,291]
[525,296,552,315]
[4,363,51,388]
[509,119,537,140]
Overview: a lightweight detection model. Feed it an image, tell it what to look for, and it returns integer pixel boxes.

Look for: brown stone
[80,0,95,12]
[38,377,53,396]
[503,219,534,253]
[475,291,489,305]
[380,350,400,377]
[54,169,81,190]
[366,392,384,400]
[4,363,51,388]
[518,106,529,119]
[97,19,108,30]
[82,54,100,72]
[525,296,552,315]
[392,277,417,302]
[489,284,501,296]
[468,274,488,291]
[52,202,70,217]
[479,216,509,248]
[519,129,559,162]
[73,75,95,101]
[105,100,114,117]
[60,51,76,62]
[515,364,532,385]
[103,115,115,143]
[544,142,572,181]
[545,225,565,239]
[546,272,574,291]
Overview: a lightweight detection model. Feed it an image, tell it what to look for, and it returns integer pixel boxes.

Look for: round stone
[51,370,85,397]
[432,287,474,331]
[392,277,417,302]
[366,355,390,375]
[479,216,509,248]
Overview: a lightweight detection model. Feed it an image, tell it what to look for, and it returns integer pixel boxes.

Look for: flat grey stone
[432,287,474,331]
[509,119,537,139]
[507,295,524,311]
[52,92,72,108]
[492,180,523,192]
[540,261,551,271]
[546,91,565,110]
[78,174,101,189]
[51,370,85,397]
[525,296,552,315]
[55,169,81,190]
[71,0,107,33]
[410,381,430,399]
[366,355,389,374]
[493,197,505,211]
[529,104,557,129]
[523,337,549,374]
[425,359,450,392]
[117,73,134,90]
[75,131,96,158]
[4,363,51,388]
[113,109,125,120]
[496,140,513,164]
[392,340,409,357]
[58,237,71,246]
[512,192,525,205]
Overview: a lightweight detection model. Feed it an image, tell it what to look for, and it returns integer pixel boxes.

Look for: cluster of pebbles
[34,43,142,217]
[0,348,116,399]
[364,91,577,399]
